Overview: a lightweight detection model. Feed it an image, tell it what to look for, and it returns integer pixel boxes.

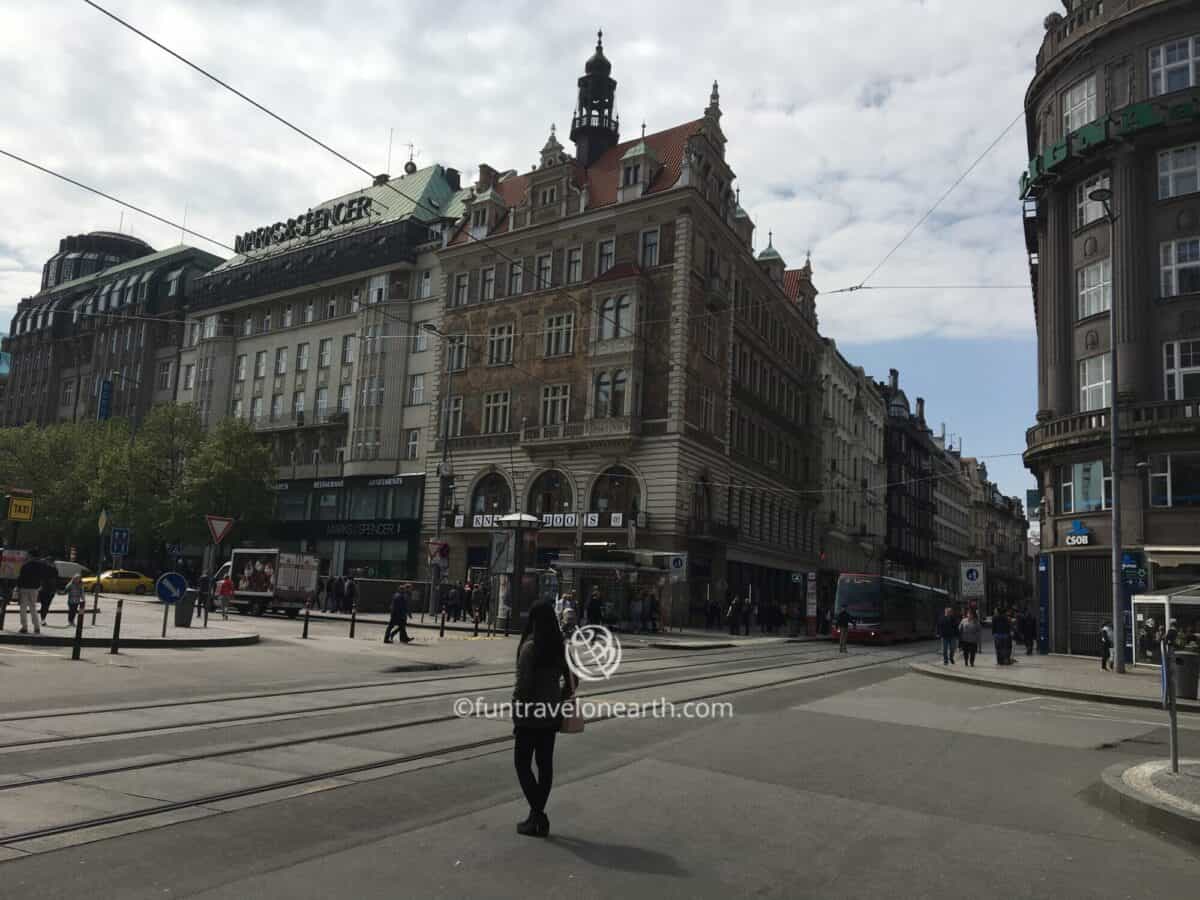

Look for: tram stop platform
[911,650,1200,713]
[0,595,259,649]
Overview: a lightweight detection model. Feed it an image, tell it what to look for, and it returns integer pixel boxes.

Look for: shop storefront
[271,474,423,578]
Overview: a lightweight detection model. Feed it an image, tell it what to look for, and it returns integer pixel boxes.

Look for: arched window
[594,372,611,417]
[611,369,628,417]
[470,473,511,515]
[590,466,641,515]
[528,470,573,517]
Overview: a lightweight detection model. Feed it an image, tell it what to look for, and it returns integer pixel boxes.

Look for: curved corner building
[1021,0,1200,656]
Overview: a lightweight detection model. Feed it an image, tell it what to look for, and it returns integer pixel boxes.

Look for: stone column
[1112,146,1147,401]
[666,213,692,434]
[1043,188,1073,416]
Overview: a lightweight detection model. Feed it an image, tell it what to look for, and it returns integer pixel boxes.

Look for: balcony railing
[521,416,641,445]
[251,410,348,432]
[1026,399,1200,457]
[1035,1,1154,72]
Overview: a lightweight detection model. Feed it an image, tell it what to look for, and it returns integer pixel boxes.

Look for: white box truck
[215,548,319,617]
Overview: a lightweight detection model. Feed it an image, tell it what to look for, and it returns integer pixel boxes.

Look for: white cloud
[0,0,1050,348]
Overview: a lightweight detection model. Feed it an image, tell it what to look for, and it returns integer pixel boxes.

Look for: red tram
[831,573,948,644]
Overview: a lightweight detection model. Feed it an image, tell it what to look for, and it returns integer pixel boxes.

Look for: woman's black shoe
[535,812,550,837]
[517,815,540,836]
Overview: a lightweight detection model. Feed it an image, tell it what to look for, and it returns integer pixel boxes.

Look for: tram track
[0,646,929,849]
[0,644,839,751]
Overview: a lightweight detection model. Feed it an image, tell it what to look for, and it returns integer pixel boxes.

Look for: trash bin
[1173,651,1200,701]
[175,589,196,628]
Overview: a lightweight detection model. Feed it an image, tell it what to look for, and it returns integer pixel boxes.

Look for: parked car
[81,569,155,595]
[54,561,93,593]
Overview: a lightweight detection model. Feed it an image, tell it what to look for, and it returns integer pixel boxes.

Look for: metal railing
[521,416,641,443]
[1027,398,1200,452]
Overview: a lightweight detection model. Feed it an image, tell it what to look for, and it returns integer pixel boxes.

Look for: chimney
[888,368,899,391]
[372,173,390,187]
[476,164,499,191]
[444,168,461,191]
[916,397,925,421]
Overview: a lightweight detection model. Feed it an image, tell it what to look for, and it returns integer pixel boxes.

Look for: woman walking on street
[958,610,981,667]
[66,574,85,627]
[512,602,573,837]
[217,574,234,620]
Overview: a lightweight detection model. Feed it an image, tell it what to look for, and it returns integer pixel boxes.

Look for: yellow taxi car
[81,569,156,595]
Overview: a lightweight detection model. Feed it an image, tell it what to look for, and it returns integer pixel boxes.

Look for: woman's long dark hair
[518,601,566,669]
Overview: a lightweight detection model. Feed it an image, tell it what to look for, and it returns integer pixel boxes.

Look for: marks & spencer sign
[234,197,375,254]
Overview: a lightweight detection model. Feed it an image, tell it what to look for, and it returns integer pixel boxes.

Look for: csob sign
[1064,519,1092,547]
[234,196,375,254]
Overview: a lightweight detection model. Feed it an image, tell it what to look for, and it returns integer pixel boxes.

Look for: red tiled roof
[445,117,707,246]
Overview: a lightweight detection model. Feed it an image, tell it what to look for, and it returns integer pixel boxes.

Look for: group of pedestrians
[192,572,235,620]
[316,575,358,614]
[441,581,489,623]
[937,606,1037,667]
[721,592,785,635]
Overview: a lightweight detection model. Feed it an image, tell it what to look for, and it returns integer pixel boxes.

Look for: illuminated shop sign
[234,197,375,254]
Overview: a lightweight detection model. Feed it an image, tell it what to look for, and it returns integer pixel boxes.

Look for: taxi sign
[7,496,33,522]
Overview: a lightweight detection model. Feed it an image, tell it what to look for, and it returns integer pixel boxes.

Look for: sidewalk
[911,648,1200,713]
[0,595,258,648]
[1098,760,1200,846]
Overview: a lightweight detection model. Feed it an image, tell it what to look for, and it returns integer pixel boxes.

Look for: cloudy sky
[0,0,1052,502]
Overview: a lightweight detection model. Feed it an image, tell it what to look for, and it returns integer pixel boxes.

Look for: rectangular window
[418,270,432,299]
[413,325,428,353]
[183,364,195,391]
[483,391,511,434]
[156,360,172,391]
[481,267,496,301]
[539,186,557,206]
[303,301,314,324]
[407,373,425,405]
[700,386,715,432]
[1059,461,1110,514]
[261,310,272,333]
[700,311,717,359]
[1075,172,1110,229]
[293,390,305,417]
[1076,258,1112,318]
[1164,339,1200,400]
[296,343,309,371]
[283,304,294,328]
[535,254,552,291]
[242,316,253,337]
[232,397,243,419]
[254,350,267,379]
[275,347,288,376]
[508,260,524,295]
[61,379,74,406]
[623,164,640,186]
[446,335,467,372]
[270,393,283,421]
[1151,453,1200,507]
[640,229,659,267]
[1078,353,1111,411]
[338,383,352,413]
[318,338,332,368]
[251,396,263,421]
[544,313,574,356]
[566,247,583,283]
[341,334,355,365]
[471,208,487,229]
[1062,75,1096,134]
[405,429,420,460]
[597,239,615,275]
[1161,238,1200,296]
[1150,37,1200,97]
[541,384,570,426]
[1160,144,1200,200]
[441,396,463,437]
[202,315,217,340]
[488,325,514,365]
[315,387,328,417]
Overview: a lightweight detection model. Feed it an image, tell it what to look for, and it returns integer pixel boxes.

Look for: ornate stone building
[423,37,826,625]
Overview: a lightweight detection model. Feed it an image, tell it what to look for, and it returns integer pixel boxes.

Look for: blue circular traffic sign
[156,571,188,604]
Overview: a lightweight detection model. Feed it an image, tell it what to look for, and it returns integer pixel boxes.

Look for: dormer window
[471,208,487,229]
[623,164,640,186]
[540,186,557,206]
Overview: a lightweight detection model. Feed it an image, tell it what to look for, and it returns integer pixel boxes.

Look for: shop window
[528,470,573,516]
[471,473,512,515]
[589,466,640,515]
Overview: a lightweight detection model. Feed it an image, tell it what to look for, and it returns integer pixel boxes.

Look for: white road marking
[968,696,1045,710]
[0,645,57,656]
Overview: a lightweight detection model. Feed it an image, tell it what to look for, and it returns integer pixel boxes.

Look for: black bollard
[440,608,446,638]
[71,607,85,660]
[161,602,169,638]
[203,600,208,629]
[473,612,479,638]
[302,604,310,639]
[91,588,99,626]
[110,599,123,654]
[0,590,7,631]
[349,603,357,639]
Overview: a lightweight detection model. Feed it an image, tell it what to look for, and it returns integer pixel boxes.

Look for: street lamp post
[1090,187,1124,674]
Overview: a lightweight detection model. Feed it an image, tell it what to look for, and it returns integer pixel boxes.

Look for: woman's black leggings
[514,726,557,814]
[960,641,977,665]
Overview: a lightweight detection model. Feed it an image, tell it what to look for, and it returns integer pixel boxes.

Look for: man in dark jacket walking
[17,552,55,635]
[586,588,603,627]
[835,607,853,653]
[993,608,1013,664]
[938,607,959,665]
[385,584,411,643]
[1019,609,1037,655]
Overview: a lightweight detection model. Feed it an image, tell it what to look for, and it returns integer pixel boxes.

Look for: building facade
[1020,0,1200,655]
[423,38,826,625]
[961,457,1032,614]
[178,164,467,578]
[931,431,971,602]
[1,232,221,428]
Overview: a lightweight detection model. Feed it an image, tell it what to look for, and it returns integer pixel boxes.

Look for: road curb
[1095,761,1200,846]
[0,631,260,649]
[909,662,1200,713]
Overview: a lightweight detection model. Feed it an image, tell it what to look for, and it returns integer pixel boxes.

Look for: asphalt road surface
[0,630,1196,898]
